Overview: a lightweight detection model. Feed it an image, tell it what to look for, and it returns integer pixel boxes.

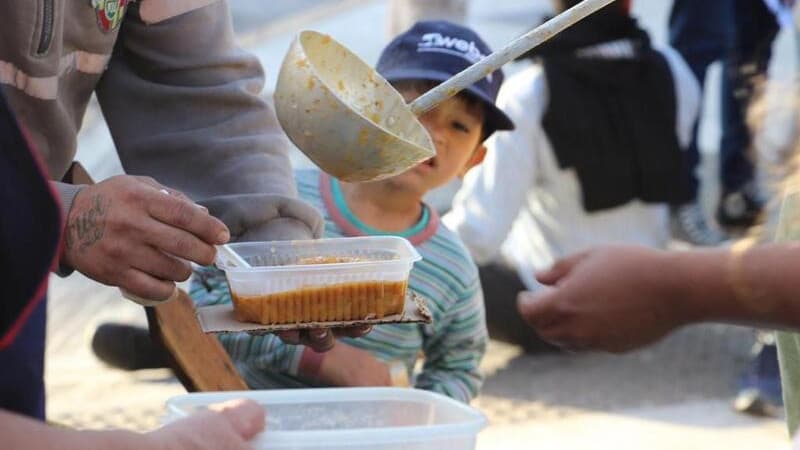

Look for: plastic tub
[164,388,487,449]
[215,237,422,324]
[216,236,421,297]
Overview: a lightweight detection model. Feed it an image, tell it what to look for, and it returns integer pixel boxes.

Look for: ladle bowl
[274,31,435,182]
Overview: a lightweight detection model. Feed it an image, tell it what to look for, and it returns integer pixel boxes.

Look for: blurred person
[669,0,785,245]
[0,90,265,449]
[443,0,700,352]
[672,0,796,414]
[515,111,800,435]
[191,20,514,403]
[388,0,469,37]
[1,0,368,377]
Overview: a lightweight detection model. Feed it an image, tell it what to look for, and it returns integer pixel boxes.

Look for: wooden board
[146,290,248,392]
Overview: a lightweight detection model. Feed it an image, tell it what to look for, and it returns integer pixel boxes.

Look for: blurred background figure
[444,0,701,353]
[388,0,469,37]
[669,0,781,246]
[669,0,797,418]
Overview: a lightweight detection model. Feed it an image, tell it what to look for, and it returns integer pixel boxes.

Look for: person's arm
[518,242,800,353]
[0,399,263,450]
[220,334,392,387]
[416,285,488,403]
[442,71,541,264]
[311,342,392,387]
[95,1,323,243]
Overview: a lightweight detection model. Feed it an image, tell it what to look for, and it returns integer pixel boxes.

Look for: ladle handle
[408,0,616,116]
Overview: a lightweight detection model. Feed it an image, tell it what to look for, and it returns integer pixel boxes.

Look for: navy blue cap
[377,20,515,136]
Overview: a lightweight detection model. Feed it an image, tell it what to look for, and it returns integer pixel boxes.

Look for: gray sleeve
[95,1,322,242]
[51,181,86,277]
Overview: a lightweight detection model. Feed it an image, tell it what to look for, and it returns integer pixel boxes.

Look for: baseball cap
[376,20,515,136]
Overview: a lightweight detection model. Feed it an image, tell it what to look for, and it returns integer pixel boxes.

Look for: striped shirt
[190,170,487,403]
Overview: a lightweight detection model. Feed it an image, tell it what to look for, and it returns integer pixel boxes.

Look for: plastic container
[164,388,487,449]
[215,237,422,324]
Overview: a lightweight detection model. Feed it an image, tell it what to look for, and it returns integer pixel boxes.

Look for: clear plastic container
[164,388,487,449]
[216,236,421,298]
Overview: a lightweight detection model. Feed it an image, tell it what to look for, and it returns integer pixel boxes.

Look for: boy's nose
[421,119,446,147]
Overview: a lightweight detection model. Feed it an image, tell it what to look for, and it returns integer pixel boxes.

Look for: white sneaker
[671,202,729,246]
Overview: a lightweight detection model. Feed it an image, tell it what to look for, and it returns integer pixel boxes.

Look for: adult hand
[276,326,373,352]
[315,342,392,387]
[516,246,689,353]
[63,175,230,302]
[148,399,264,450]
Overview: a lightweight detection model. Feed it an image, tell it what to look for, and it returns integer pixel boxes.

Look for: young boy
[190,21,514,403]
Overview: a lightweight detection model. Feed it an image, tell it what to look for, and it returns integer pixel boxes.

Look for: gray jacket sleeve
[95,1,322,242]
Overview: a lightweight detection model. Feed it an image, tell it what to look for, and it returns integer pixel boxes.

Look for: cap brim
[381,68,516,134]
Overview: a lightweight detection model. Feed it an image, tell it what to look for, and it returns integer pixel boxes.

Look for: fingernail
[159,189,170,195]
[217,229,230,244]
[314,330,329,340]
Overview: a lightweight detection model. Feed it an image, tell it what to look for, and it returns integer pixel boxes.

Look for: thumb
[210,399,266,441]
[517,288,559,329]
[536,251,589,286]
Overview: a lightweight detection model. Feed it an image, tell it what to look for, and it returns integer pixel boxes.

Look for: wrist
[298,346,327,379]
[58,184,89,271]
[667,247,732,324]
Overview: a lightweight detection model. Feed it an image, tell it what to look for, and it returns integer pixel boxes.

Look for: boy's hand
[276,326,373,352]
[63,175,230,302]
[148,399,264,450]
[314,342,391,387]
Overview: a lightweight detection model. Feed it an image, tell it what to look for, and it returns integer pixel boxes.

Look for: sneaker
[716,182,765,229]
[733,342,783,418]
[91,323,168,371]
[671,202,729,246]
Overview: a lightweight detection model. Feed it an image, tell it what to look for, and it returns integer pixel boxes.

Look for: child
[191,20,514,403]
[443,0,702,352]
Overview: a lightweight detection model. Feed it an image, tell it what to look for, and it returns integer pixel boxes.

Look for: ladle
[275,0,615,182]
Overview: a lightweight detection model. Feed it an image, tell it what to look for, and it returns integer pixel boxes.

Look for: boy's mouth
[421,157,436,169]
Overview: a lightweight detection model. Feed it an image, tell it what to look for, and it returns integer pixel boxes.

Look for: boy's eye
[452,121,470,133]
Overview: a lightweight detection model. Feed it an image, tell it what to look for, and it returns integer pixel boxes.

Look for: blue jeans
[670,0,778,198]
[0,296,47,420]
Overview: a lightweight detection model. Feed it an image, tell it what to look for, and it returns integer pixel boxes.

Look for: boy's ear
[459,144,487,178]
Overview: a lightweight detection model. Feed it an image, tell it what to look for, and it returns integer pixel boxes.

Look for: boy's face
[381,86,487,196]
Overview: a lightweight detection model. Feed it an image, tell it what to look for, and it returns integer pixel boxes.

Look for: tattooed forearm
[65,194,110,253]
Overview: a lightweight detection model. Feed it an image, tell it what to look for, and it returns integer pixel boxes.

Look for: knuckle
[175,262,193,281]
[120,185,145,206]
[198,245,216,266]
[172,236,194,257]
[170,201,195,229]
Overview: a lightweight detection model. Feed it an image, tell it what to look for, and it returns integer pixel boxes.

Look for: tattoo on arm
[65,194,111,253]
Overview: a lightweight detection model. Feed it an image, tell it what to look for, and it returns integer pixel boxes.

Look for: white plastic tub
[216,236,421,299]
[164,388,487,449]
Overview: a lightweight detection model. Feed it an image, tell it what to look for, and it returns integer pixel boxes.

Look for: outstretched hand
[516,246,691,353]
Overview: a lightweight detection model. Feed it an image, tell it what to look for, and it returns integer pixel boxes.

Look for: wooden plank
[146,290,248,392]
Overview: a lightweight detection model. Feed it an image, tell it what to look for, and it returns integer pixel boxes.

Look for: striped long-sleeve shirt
[190,170,488,403]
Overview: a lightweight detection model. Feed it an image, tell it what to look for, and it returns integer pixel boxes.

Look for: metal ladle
[274,0,615,182]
